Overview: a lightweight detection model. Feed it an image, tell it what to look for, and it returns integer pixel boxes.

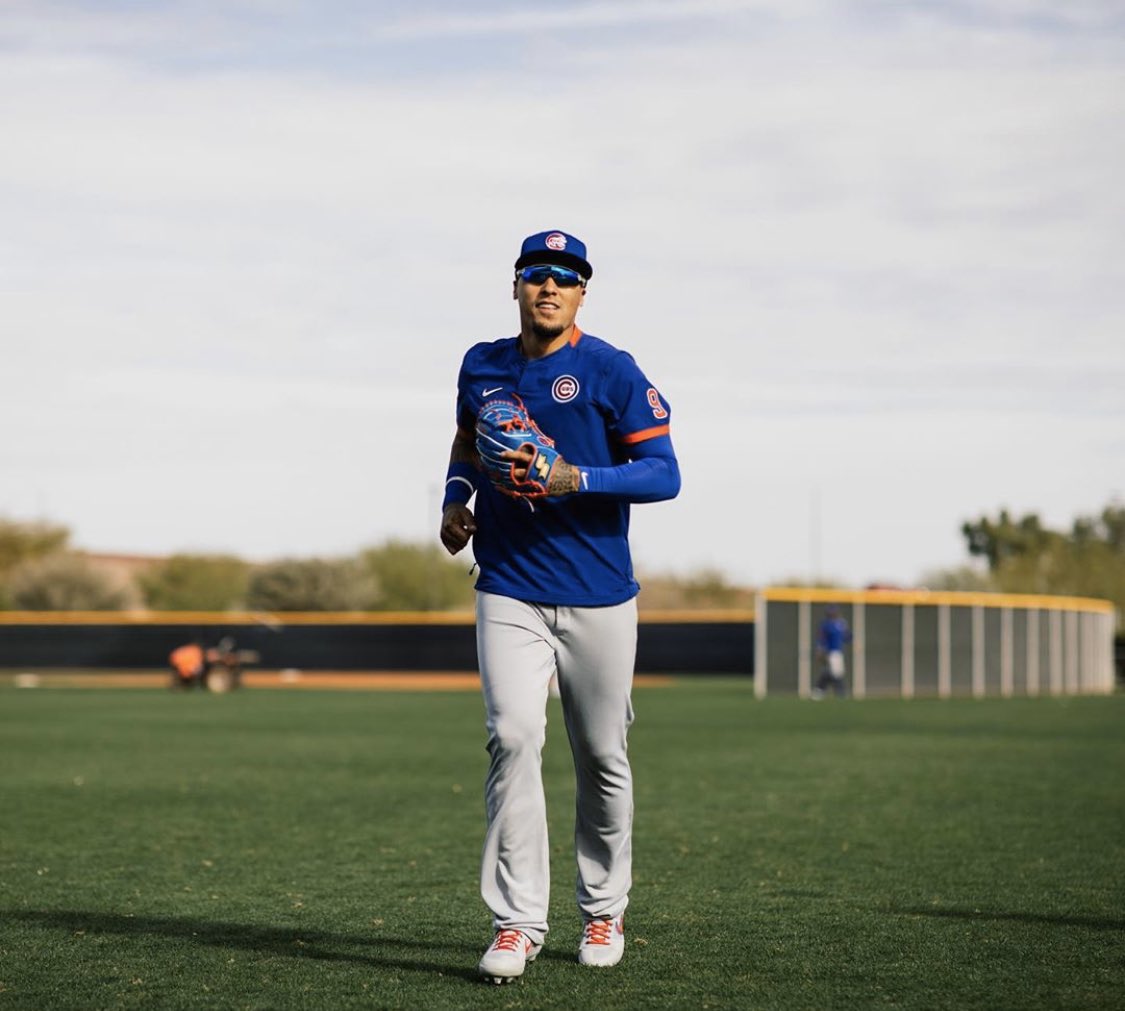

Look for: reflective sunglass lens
[522,266,583,287]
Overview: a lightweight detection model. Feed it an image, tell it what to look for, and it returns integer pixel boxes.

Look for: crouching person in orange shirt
[169,641,206,690]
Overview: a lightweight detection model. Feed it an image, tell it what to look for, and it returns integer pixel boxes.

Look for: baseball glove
[475,396,563,498]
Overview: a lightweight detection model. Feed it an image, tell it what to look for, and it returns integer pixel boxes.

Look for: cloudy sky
[2,0,1123,589]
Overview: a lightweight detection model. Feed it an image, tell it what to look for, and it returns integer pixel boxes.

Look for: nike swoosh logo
[483,386,503,397]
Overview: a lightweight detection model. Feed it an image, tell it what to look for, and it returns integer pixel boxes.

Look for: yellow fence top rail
[0,610,477,626]
[0,595,1111,623]
[761,586,1116,614]
[0,608,757,626]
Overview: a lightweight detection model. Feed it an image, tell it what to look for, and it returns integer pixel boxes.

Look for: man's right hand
[441,503,477,555]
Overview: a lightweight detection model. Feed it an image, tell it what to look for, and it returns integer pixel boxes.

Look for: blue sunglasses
[518,264,586,288]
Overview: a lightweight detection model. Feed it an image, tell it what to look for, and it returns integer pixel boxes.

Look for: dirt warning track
[3,670,674,691]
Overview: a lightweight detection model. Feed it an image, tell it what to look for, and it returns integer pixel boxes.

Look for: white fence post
[938,603,951,699]
[1080,613,1091,693]
[1026,608,1039,696]
[901,603,915,699]
[853,602,866,700]
[1049,610,1063,695]
[1000,607,1013,697]
[754,592,768,699]
[797,600,811,698]
[972,605,985,698]
[1065,610,1079,694]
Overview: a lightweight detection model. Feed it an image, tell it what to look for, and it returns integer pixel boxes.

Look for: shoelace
[492,929,526,953]
[583,920,614,946]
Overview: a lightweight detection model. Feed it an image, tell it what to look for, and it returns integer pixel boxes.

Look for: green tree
[358,540,475,611]
[138,554,251,611]
[958,500,1125,627]
[1072,502,1125,553]
[7,554,130,610]
[246,557,378,611]
[0,519,71,606]
[961,509,1060,571]
[0,518,70,573]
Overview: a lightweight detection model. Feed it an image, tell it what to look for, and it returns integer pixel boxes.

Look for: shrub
[0,518,70,575]
[7,554,131,610]
[139,554,251,611]
[358,540,475,611]
[245,557,378,611]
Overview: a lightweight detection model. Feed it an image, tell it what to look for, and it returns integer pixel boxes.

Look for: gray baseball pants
[475,590,637,947]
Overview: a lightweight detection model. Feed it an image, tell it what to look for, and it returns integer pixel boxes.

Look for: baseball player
[440,230,681,983]
[813,604,852,698]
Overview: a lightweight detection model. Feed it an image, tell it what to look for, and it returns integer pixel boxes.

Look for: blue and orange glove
[475,395,565,499]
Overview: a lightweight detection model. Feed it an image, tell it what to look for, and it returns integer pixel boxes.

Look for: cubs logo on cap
[515,230,593,280]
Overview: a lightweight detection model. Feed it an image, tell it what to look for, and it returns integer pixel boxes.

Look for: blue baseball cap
[514,230,593,280]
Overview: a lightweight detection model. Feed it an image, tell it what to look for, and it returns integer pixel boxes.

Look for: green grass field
[1,681,1122,1010]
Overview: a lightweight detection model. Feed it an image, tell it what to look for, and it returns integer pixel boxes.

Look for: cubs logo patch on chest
[552,375,580,403]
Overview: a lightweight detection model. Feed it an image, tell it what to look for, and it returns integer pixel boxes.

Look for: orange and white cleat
[478,929,541,984]
[578,914,625,967]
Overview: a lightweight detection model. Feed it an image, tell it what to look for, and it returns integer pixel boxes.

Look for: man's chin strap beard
[531,322,566,340]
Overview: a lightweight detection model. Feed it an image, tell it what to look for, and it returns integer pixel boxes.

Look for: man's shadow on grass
[7,909,499,982]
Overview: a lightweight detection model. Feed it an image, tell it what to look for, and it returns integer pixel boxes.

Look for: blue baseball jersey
[818,617,851,652]
[456,328,675,606]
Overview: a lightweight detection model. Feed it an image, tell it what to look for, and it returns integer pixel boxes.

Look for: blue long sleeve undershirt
[577,452,680,503]
[444,438,681,506]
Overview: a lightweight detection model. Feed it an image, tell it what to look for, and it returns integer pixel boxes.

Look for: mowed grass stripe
[0,684,1122,1009]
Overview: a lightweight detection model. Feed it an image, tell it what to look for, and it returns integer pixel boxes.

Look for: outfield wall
[0,610,755,677]
[1,598,1117,690]
[754,588,1117,698]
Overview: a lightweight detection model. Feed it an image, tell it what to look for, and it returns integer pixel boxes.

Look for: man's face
[514,266,586,339]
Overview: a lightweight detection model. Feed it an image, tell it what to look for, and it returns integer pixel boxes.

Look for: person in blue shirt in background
[439,229,680,983]
[813,604,852,699]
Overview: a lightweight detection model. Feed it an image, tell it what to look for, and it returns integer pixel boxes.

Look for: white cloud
[372,0,807,39]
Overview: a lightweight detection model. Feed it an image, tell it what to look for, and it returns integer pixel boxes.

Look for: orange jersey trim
[569,326,583,347]
[619,424,671,445]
